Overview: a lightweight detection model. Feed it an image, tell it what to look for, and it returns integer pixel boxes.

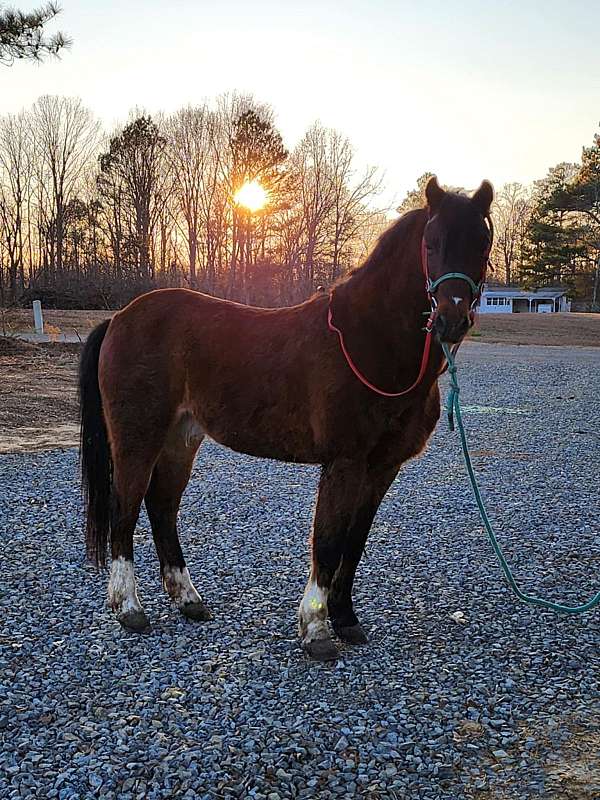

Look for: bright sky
[2,0,599,207]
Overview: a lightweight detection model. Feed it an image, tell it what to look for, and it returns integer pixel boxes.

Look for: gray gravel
[1,342,599,799]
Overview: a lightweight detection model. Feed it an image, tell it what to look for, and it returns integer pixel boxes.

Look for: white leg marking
[452,296,463,306]
[163,566,202,608]
[298,578,329,643]
[108,557,143,616]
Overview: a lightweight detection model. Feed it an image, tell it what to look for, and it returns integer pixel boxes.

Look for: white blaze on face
[298,578,329,643]
[108,557,143,615]
[162,566,202,608]
[452,296,463,306]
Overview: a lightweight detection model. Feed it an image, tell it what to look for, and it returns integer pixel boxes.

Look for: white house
[478,287,571,314]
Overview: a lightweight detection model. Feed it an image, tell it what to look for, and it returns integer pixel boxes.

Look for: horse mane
[362,208,425,270]
[332,207,426,291]
[330,190,478,294]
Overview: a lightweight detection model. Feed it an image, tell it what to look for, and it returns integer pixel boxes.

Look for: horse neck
[335,210,435,359]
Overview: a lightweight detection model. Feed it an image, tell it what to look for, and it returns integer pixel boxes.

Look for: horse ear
[471,180,494,214]
[425,176,445,212]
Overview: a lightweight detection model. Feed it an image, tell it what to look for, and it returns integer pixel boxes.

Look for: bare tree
[291,123,384,291]
[492,182,532,284]
[31,96,100,273]
[327,130,383,282]
[0,93,392,308]
[291,123,337,291]
[165,105,225,288]
[0,111,32,299]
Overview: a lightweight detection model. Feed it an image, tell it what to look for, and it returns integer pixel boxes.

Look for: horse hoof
[334,622,368,645]
[180,601,212,622]
[118,610,151,633]
[304,637,340,662]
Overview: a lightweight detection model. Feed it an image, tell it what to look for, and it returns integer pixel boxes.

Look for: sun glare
[234,180,268,212]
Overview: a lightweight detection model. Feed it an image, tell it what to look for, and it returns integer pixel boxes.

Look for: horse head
[423,176,493,344]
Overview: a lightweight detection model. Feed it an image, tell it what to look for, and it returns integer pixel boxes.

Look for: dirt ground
[0,338,80,454]
[0,311,599,453]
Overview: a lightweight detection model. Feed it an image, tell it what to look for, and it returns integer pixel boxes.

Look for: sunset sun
[234,180,268,212]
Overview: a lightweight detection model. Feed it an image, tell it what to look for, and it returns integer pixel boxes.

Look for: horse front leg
[299,458,367,661]
[328,462,401,644]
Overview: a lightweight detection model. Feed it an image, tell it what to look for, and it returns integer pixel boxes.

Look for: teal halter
[427,272,482,300]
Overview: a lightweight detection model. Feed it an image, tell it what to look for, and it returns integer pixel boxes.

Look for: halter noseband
[428,271,482,299]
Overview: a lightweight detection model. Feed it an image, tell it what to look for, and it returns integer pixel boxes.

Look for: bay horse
[79,176,494,661]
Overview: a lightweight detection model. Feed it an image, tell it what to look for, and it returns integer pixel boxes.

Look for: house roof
[481,287,567,299]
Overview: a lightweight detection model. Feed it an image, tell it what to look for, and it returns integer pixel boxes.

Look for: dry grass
[2,307,599,347]
[470,312,600,347]
[1,308,110,337]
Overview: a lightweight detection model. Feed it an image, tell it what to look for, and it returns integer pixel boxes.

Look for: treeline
[1,93,599,309]
[0,93,386,308]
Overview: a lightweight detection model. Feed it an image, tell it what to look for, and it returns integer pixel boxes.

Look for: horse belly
[189,389,322,464]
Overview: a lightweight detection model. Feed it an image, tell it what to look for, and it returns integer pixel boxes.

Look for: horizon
[2,0,599,207]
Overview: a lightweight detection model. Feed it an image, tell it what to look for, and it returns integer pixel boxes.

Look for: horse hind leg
[145,413,210,621]
[107,451,157,633]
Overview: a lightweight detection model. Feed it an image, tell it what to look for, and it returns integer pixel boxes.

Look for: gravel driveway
[1,343,599,799]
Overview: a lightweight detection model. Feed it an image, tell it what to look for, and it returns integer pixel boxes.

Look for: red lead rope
[327,305,436,398]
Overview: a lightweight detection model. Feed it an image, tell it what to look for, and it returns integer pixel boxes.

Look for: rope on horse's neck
[441,342,600,615]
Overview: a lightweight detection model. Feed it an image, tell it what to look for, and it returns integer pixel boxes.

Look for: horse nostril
[435,314,447,336]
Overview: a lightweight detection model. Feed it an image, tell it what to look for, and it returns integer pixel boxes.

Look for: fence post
[33,300,44,335]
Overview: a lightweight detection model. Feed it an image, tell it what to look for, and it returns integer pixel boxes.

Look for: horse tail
[79,319,112,567]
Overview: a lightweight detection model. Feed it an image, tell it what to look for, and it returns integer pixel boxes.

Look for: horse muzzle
[434,312,470,344]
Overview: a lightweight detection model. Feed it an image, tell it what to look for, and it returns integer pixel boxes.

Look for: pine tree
[522,164,586,293]
[230,109,288,190]
[0,3,69,64]
[98,116,167,280]
[396,172,435,215]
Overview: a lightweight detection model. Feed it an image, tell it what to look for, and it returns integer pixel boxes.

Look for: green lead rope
[441,342,600,615]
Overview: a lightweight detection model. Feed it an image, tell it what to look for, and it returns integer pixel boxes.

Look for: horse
[79,176,494,661]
